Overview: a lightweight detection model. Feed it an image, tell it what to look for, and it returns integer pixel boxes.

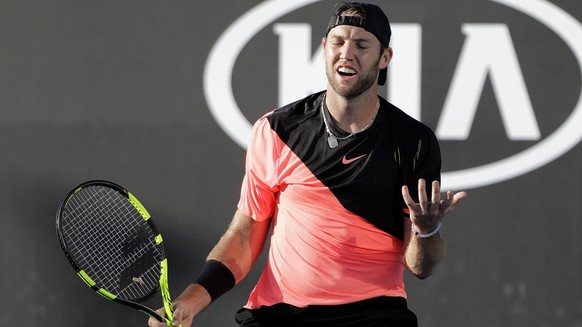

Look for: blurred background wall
[1,0,581,326]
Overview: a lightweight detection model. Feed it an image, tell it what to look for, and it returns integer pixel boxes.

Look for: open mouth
[337,66,357,77]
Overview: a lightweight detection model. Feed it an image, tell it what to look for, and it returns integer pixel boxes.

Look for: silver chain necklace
[321,97,379,149]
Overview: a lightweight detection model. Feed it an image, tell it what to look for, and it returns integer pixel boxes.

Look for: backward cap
[326,2,392,47]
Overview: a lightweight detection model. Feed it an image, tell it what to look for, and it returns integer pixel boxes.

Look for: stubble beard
[326,59,380,99]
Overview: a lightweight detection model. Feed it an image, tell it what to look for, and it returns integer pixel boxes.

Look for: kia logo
[203,0,582,190]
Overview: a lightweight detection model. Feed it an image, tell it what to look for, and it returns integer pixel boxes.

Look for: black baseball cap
[326,2,392,85]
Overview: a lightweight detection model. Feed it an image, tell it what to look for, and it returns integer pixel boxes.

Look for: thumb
[170,307,183,327]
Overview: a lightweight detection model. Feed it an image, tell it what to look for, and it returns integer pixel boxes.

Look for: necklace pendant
[327,135,339,148]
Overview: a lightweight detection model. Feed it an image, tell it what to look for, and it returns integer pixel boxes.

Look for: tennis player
[149,2,467,326]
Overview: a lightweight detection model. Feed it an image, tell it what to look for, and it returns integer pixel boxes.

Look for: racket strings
[61,185,162,301]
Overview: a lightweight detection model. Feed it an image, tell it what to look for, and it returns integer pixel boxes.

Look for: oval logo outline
[203,0,582,190]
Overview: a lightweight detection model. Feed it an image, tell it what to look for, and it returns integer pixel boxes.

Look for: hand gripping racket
[56,180,181,326]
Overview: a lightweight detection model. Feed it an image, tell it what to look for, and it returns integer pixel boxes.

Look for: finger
[429,180,442,216]
[148,316,163,327]
[171,309,183,327]
[431,180,441,204]
[441,191,467,216]
[451,191,468,207]
[401,185,415,207]
[147,308,168,327]
[417,179,428,214]
[436,190,452,215]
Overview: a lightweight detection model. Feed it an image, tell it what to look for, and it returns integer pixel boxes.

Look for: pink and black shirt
[237,91,441,309]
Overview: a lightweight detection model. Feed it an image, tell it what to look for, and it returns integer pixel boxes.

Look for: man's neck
[324,89,380,133]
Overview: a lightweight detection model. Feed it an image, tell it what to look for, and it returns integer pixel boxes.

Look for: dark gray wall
[1,0,581,326]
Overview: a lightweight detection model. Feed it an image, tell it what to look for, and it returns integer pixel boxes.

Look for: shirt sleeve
[413,126,442,186]
[237,113,281,222]
[401,125,442,215]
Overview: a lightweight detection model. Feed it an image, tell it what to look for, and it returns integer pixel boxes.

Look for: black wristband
[194,259,236,302]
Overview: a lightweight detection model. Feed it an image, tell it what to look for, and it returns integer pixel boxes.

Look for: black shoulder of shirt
[269,92,435,134]
[268,91,325,118]
[379,97,437,139]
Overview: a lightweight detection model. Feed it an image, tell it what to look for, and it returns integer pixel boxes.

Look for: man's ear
[380,47,393,69]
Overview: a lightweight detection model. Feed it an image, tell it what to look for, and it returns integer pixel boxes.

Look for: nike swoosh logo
[342,154,368,165]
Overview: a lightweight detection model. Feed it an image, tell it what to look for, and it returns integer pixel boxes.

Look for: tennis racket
[56,180,181,326]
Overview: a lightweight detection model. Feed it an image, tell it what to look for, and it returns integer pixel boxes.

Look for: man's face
[323,24,389,99]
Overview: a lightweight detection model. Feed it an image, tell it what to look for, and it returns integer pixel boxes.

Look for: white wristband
[412,221,442,238]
